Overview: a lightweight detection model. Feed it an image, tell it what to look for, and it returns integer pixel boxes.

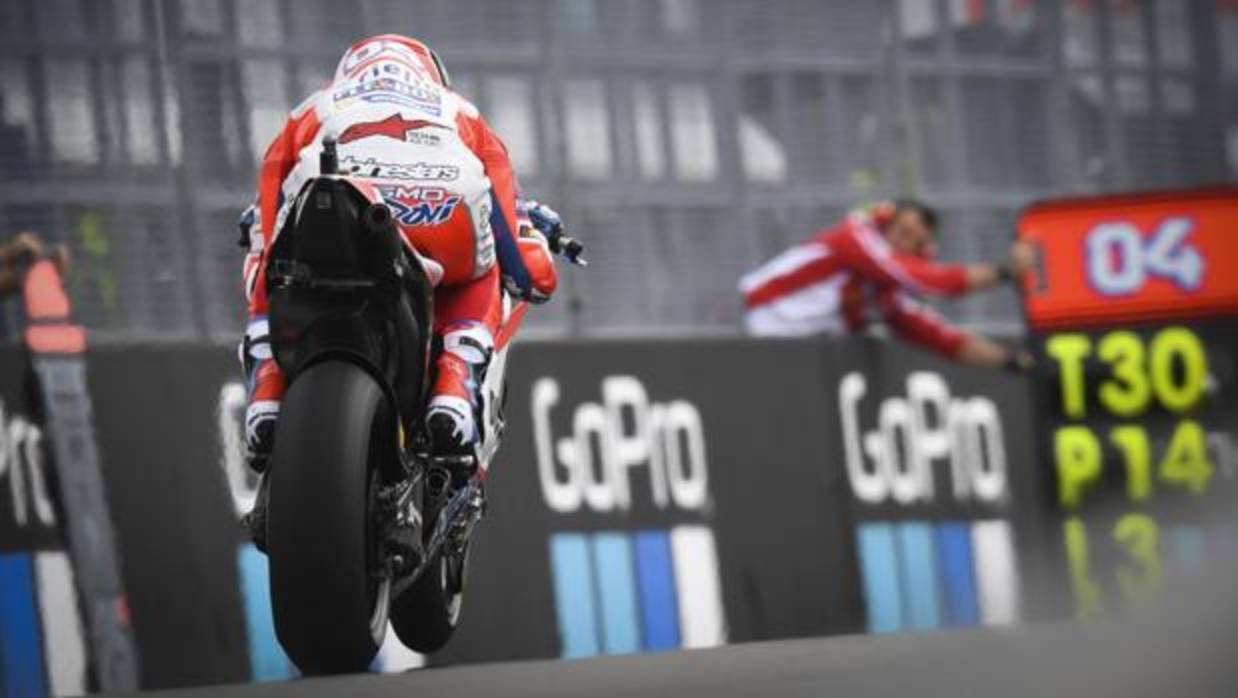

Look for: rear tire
[267,361,388,675]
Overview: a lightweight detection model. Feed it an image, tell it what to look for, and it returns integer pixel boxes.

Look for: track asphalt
[124,606,1235,698]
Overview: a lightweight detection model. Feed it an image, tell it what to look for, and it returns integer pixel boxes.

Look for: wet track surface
[124,611,1234,698]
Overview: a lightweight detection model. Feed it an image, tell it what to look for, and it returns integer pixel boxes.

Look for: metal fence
[0,0,1234,342]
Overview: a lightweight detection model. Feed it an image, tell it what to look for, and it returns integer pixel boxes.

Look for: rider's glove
[524,200,564,250]
[505,233,557,304]
[237,204,258,250]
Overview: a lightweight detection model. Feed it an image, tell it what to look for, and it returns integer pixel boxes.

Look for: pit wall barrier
[0,335,1169,692]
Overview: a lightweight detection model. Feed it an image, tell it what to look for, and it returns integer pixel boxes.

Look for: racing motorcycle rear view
[255,137,584,674]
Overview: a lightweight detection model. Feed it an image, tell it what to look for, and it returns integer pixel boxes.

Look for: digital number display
[1046,327,1208,420]
[1019,188,1238,618]
[1037,323,1235,617]
[1019,187,1238,330]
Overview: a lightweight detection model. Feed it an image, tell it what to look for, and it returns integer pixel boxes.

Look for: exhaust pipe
[363,202,393,233]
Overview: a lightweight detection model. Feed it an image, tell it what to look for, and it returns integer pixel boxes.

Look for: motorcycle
[258,137,584,674]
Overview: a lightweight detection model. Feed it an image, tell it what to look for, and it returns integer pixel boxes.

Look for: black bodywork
[265,175,435,476]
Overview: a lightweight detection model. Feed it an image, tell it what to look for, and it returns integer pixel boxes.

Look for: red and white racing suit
[241,35,555,455]
[739,212,970,357]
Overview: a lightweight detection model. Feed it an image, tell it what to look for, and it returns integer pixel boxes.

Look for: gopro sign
[0,398,55,530]
[839,371,1008,505]
[532,376,709,514]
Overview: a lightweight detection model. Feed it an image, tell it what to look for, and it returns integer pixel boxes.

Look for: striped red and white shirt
[740,213,972,357]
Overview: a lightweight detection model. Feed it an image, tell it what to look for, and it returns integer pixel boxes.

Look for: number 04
[1086,218,1204,296]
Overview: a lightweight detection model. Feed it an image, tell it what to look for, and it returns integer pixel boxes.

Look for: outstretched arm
[895,253,996,296]
[830,219,970,297]
[880,290,968,358]
[901,239,1038,294]
[833,218,1036,298]
[881,290,1033,371]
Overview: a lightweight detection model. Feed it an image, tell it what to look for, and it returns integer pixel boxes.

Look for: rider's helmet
[334,34,451,88]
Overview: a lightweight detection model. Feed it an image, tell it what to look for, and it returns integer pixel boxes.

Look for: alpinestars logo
[340,155,459,181]
[338,113,445,146]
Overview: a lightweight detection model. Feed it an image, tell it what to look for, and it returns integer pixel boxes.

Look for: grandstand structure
[0,0,1233,341]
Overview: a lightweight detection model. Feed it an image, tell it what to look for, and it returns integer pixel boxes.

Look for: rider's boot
[426,322,492,486]
[238,319,285,552]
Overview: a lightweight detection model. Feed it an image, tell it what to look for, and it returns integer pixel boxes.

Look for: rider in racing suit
[239,35,557,470]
